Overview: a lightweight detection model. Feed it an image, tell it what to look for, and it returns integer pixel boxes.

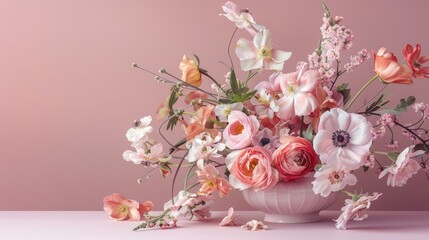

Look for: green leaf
[219,98,233,104]
[414,143,429,154]
[377,96,415,115]
[303,125,315,143]
[393,96,416,112]
[337,83,351,104]
[322,2,331,18]
[229,69,239,94]
[387,151,400,161]
[241,90,257,102]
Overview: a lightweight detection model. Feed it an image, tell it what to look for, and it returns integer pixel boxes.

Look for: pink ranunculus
[103,193,153,221]
[276,69,321,120]
[223,110,259,149]
[272,136,319,181]
[226,146,279,191]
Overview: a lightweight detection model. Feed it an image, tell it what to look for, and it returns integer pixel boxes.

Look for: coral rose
[223,110,259,149]
[272,136,319,181]
[226,146,279,191]
[179,55,202,87]
[374,47,412,84]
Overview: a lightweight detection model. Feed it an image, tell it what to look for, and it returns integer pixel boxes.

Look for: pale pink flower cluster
[402,129,417,142]
[378,113,396,128]
[385,140,400,150]
[344,49,371,72]
[335,192,382,230]
[412,102,429,119]
[308,14,354,83]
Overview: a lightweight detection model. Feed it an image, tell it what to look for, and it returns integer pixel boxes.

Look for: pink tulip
[374,47,412,84]
[103,193,153,221]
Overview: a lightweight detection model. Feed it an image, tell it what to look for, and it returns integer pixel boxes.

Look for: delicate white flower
[219,207,239,226]
[250,89,279,119]
[335,192,382,230]
[379,146,422,187]
[241,220,268,231]
[313,108,372,170]
[126,116,153,143]
[236,29,291,71]
[186,132,226,163]
[220,1,264,35]
[123,141,164,164]
[215,103,243,122]
[312,164,357,197]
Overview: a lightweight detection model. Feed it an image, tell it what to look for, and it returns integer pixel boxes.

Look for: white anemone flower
[313,108,372,170]
[312,164,357,197]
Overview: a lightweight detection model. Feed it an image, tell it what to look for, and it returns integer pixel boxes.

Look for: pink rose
[103,193,153,221]
[272,136,319,181]
[223,111,259,149]
[226,146,279,191]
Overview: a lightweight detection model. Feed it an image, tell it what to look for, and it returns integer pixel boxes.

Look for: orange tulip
[179,55,202,87]
[374,47,412,84]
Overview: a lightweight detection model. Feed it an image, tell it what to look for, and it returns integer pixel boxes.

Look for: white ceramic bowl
[242,173,339,223]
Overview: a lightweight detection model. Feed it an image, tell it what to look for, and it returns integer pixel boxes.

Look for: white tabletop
[1,211,428,240]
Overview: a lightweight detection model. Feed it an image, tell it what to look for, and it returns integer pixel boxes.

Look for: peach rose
[179,55,202,87]
[223,110,259,149]
[226,146,279,191]
[272,136,319,181]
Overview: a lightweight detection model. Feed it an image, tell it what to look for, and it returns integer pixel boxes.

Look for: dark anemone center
[332,130,350,148]
[260,137,271,146]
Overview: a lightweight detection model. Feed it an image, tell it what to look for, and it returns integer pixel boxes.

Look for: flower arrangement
[104,1,429,230]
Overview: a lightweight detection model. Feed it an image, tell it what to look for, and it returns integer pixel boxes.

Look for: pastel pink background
[1,0,428,211]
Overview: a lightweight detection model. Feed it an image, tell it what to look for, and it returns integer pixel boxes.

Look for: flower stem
[346,75,379,111]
